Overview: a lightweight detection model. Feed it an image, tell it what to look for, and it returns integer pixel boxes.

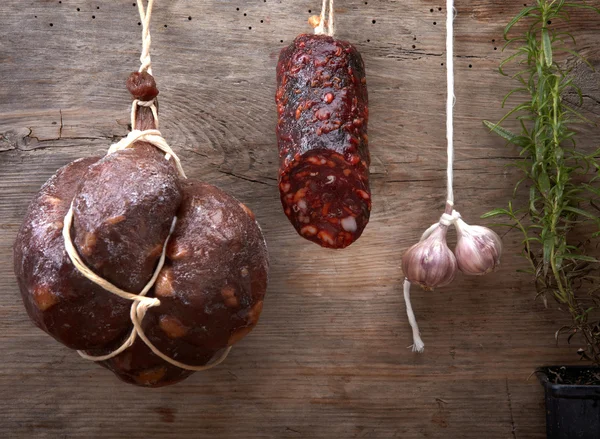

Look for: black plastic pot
[537,366,600,439]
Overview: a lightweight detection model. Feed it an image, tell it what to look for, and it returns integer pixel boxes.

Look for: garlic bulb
[454,218,502,275]
[401,225,457,290]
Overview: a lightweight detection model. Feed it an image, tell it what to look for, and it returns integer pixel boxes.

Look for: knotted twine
[63,0,231,371]
[402,0,462,353]
[314,0,335,36]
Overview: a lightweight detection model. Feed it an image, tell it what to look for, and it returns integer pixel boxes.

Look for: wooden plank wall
[1,1,599,438]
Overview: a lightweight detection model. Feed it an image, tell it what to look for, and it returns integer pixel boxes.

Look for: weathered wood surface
[1,1,599,438]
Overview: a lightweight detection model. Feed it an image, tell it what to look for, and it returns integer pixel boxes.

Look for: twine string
[314,0,335,36]
[402,0,456,354]
[446,0,456,205]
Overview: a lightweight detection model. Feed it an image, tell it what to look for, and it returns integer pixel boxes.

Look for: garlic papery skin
[401,225,458,290]
[454,218,502,275]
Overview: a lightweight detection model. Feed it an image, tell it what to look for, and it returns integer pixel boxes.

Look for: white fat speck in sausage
[341,216,357,232]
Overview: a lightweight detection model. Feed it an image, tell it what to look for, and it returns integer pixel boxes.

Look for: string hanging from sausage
[314,0,335,36]
[61,0,232,371]
[401,0,503,352]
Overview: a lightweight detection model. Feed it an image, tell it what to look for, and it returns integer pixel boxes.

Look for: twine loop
[107,129,186,178]
[439,209,461,227]
[136,99,155,107]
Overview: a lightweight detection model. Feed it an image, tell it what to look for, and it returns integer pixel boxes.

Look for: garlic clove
[401,225,458,290]
[454,218,502,275]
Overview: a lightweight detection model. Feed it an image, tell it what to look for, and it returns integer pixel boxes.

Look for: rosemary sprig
[483,0,600,364]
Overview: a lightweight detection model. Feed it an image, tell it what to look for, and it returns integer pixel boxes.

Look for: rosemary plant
[483,0,600,364]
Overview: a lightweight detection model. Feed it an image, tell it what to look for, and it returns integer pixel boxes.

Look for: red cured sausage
[276,34,371,249]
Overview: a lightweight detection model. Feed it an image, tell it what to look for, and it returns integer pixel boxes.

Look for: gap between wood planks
[506,378,518,439]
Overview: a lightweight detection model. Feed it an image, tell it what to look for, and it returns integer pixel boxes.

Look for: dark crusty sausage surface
[13,158,133,350]
[276,34,371,249]
[71,85,183,294]
[13,71,269,386]
[72,145,182,293]
[95,180,269,387]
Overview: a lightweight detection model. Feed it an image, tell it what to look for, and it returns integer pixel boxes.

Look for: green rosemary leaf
[483,120,516,140]
[481,208,511,219]
[530,186,540,213]
[539,170,551,194]
[524,236,543,244]
[504,6,538,39]
[563,206,600,222]
[563,3,600,13]
[554,31,577,45]
[542,233,554,276]
[542,28,553,66]
[556,47,594,69]
[564,106,595,125]
[513,177,527,197]
[488,223,518,228]
[516,269,535,274]
[502,88,529,107]
[583,184,600,197]
[499,50,529,76]
[566,254,600,263]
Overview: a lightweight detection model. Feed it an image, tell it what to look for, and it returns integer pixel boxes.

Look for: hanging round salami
[13,0,269,387]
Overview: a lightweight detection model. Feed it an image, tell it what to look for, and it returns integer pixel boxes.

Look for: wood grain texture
[1,1,599,438]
